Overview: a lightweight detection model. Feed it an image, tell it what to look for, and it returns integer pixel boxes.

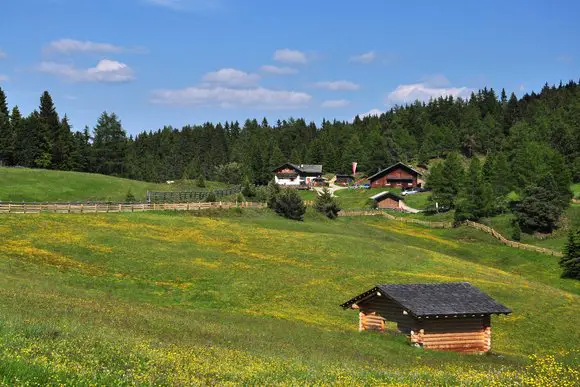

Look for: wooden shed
[370,191,403,210]
[341,282,511,353]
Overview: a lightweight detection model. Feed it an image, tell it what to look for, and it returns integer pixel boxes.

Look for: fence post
[81,203,84,213]
[8,202,10,213]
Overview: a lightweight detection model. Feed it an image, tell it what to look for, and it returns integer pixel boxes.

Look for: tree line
[0,81,579,187]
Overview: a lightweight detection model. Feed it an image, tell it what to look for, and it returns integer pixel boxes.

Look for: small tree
[511,219,521,241]
[125,189,137,203]
[271,189,306,221]
[560,228,580,280]
[315,188,341,219]
[196,173,206,188]
[205,191,217,203]
[241,177,255,198]
[266,180,281,209]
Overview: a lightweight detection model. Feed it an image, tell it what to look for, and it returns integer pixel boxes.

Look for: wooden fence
[463,220,562,257]
[0,201,266,214]
[147,186,242,203]
[339,210,562,257]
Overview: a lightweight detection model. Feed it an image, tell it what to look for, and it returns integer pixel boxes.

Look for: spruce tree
[271,189,306,221]
[455,158,492,221]
[0,87,14,166]
[92,112,127,176]
[314,187,341,219]
[560,228,580,280]
[39,91,61,168]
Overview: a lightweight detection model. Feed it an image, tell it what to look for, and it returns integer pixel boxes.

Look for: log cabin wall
[412,316,491,353]
[376,197,401,209]
[358,297,417,334]
[370,168,418,188]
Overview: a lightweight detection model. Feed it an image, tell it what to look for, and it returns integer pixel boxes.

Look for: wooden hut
[370,191,403,210]
[340,282,511,353]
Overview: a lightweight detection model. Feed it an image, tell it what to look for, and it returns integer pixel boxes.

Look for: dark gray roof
[370,191,403,201]
[292,164,322,174]
[341,282,511,317]
[273,163,323,174]
[368,162,423,181]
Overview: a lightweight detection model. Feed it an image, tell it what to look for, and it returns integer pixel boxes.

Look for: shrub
[271,189,306,221]
[196,174,206,188]
[266,180,281,209]
[511,219,521,241]
[241,177,255,198]
[236,193,245,203]
[314,188,341,219]
[125,189,137,203]
[205,191,217,203]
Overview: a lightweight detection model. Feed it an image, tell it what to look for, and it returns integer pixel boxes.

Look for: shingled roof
[273,163,322,174]
[340,282,511,317]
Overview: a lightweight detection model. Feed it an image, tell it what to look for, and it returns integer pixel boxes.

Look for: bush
[266,180,281,209]
[271,189,306,221]
[205,191,217,203]
[314,188,341,219]
[196,174,206,188]
[125,189,137,203]
[241,177,255,198]
[236,193,245,203]
[511,219,521,241]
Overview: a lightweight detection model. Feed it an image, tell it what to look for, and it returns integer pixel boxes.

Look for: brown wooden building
[334,174,354,186]
[341,282,511,353]
[370,191,403,210]
[368,162,423,188]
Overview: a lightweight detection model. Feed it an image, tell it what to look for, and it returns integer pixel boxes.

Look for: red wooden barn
[368,162,423,189]
[341,282,511,353]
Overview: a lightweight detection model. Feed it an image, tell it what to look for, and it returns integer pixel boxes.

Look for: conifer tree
[92,112,127,176]
[560,228,580,280]
[314,187,341,219]
[0,87,14,166]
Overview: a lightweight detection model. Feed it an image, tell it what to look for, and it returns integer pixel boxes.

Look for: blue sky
[0,0,578,135]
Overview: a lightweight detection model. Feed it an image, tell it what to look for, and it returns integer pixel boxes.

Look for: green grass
[0,168,229,202]
[481,205,580,251]
[0,210,577,384]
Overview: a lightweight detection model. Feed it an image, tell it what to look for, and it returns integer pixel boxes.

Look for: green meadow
[0,168,228,203]
[0,209,578,385]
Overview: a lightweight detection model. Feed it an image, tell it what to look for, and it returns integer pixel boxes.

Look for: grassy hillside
[0,168,228,202]
[481,204,580,251]
[0,210,577,385]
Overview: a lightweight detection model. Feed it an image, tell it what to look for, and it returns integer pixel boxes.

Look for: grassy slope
[0,168,228,202]
[573,183,580,199]
[0,210,577,384]
[482,205,580,251]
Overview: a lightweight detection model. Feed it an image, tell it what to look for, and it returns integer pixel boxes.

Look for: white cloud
[274,49,307,64]
[260,65,298,75]
[350,51,376,64]
[0,50,6,59]
[38,59,135,83]
[421,74,450,87]
[519,84,525,92]
[44,39,146,55]
[321,99,350,108]
[556,54,573,64]
[387,83,472,104]
[151,86,311,109]
[145,0,221,11]
[202,68,260,87]
[0,74,9,82]
[313,80,360,91]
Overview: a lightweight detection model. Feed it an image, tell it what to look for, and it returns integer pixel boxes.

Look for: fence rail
[0,201,266,214]
[147,186,242,203]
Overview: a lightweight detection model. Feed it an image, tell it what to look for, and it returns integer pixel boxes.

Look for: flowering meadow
[0,210,578,385]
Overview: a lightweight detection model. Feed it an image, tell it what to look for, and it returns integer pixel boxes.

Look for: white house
[272,163,323,187]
